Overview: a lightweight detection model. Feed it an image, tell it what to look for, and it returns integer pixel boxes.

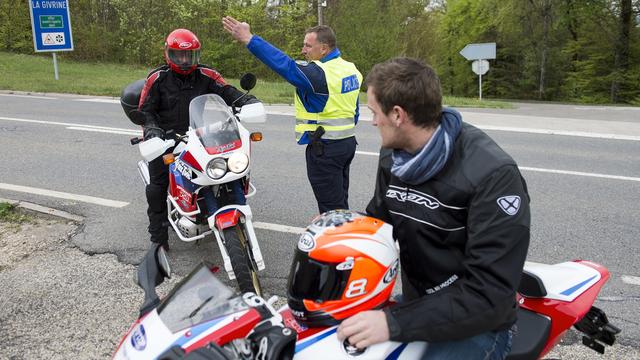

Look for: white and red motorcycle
[114,248,620,360]
[130,76,267,297]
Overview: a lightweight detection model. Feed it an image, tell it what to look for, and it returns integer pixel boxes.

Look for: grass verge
[0,51,511,108]
[0,202,33,224]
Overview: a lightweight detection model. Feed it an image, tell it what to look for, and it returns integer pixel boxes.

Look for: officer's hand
[143,126,165,141]
[336,310,390,349]
[222,16,253,45]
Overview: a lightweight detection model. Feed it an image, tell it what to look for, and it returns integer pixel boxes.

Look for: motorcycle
[125,74,267,297]
[113,245,620,360]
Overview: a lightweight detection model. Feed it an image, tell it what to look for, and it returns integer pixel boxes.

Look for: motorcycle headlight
[228,153,249,173]
[206,158,227,179]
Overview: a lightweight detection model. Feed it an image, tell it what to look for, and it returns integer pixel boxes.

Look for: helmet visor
[287,251,351,302]
[167,49,200,69]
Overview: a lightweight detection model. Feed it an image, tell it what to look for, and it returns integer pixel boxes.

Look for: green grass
[0,203,32,224]
[0,51,510,108]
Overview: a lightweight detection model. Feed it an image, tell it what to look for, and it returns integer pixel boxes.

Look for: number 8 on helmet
[286,210,399,327]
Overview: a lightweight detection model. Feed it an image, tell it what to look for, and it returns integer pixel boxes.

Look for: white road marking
[67,126,140,136]
[355,150,380,156]
[622,275,640,286]
[355,151,640,182]
[0,183,129,208]
[519,166,640,182]
[2,116,638,182]
[476,125,640,141]
[253,221,305,234]
[574,106,640,111]
[74,98,119,103]
[0,93,57,100]
[0,116,139,134]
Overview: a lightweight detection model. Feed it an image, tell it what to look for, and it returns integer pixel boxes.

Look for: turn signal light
[250,132,263,142]
[163,153,175,165]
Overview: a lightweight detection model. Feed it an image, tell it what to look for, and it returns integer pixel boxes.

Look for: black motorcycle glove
[142,112,165,140]
[143,126,165,141]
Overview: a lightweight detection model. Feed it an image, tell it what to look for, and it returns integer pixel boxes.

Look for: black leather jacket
[138,64,257,133]
[367,123,531,343]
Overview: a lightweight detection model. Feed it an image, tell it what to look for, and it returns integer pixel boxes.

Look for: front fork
[208,205,265,280]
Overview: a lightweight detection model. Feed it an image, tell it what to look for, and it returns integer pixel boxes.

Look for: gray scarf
[391,108,462,185]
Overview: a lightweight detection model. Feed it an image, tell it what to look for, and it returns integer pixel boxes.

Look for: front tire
[223,226,262,297]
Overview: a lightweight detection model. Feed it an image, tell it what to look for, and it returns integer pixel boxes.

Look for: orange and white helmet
[286,210,398,327]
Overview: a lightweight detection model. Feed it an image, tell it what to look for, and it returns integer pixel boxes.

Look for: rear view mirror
[240,73,257,91]
[135,243,171,317]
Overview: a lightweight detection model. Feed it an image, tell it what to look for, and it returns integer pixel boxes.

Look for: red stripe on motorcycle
[183,308,261,352]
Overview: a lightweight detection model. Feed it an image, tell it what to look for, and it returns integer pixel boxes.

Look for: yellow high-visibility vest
[294,57,362,142]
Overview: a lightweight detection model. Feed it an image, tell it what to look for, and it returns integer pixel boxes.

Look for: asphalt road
[1,91,639,357]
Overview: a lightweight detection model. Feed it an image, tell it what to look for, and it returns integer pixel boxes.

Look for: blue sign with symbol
[29,0,74,52]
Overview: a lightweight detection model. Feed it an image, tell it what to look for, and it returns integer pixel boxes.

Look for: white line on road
[253,221,305,234]
[519,166,640,182]
[0,183,129,208]
[355,151,640,182]
[74,98,119,103]
[476,125,640,141]
[355,150,380,156]
[622,275,640,286]
[67,126,140,136]
[0,93,57,100]
[0,116,139,134]
[2,116,638,182]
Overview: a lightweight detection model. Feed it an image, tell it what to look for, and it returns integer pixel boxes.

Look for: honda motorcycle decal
[130,324,147,351]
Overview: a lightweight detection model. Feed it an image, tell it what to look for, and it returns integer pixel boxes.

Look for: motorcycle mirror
[240,73,257,91]
[136,243,170,317]
[156,246,171,279]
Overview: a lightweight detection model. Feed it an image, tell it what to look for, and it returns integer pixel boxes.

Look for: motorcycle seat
[519,269,547,298]
[505,308,551,360]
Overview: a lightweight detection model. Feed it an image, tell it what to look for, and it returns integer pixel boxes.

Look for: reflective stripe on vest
[294,57,362,141]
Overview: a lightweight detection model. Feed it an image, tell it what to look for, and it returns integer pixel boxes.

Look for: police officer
[138,28,258,249]
[222,17,362,214]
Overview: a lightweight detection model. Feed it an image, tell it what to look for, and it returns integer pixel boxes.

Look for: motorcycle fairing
[289,318,427,359]
[169,162,199,213]
[523,261,601,302]
[520,260,611,357]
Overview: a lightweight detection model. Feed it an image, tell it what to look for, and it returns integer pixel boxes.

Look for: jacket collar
[320,48,341,63]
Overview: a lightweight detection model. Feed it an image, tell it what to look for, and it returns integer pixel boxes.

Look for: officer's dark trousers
[146,155,170,244]
[305,136,357,214]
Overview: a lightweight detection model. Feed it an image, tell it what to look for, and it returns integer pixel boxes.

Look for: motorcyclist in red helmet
[137,28,259,251]
[164,28,201,75]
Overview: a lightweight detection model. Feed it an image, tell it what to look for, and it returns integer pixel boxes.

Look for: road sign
[459,43,496,61]
[472,60,490,75]
[29,0,74,52]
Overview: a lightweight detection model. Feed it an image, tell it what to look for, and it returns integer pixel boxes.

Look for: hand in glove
[143,126,165,141]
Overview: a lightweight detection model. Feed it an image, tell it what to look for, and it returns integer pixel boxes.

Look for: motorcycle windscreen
[189,94,241,152]
[287,251,352,302]
[156,262,248,332]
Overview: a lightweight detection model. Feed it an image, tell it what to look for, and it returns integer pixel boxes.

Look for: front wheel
[223,226,262,297]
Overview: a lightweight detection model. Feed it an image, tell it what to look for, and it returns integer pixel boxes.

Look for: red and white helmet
[287,210,399,327]
[164,28,201,75]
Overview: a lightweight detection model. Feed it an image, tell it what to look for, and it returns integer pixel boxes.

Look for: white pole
[52,52,59,80]
[479,72,482,101]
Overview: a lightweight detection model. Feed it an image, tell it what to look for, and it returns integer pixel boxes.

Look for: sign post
[459,43,495,101]
[28,0,74,80]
